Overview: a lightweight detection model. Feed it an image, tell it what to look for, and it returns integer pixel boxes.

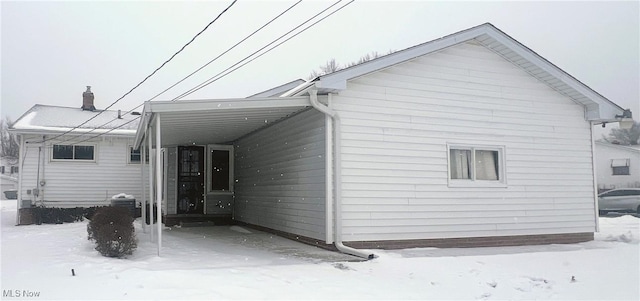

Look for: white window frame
[51,144,97,162]
[206,144,234,194]
[447,143,506,188]
[127,145,149,164]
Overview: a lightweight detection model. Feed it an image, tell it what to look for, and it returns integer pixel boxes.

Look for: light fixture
[615,109,634,130]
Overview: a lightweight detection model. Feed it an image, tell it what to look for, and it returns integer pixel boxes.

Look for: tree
[308,58,341,79]
[604,121,640,146]
[1,116,19,159]
[307,51,389,80]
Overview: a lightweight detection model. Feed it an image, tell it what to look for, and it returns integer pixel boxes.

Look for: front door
[177,146,205,214]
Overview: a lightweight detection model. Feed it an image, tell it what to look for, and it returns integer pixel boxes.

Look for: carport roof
[134,96,311,147]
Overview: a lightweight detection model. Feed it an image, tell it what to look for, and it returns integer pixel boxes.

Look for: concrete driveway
[135,223,362,267]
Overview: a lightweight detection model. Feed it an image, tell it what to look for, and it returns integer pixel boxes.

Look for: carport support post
[155,115,162,256]
[141,142,146,233]
[148,128,154,242]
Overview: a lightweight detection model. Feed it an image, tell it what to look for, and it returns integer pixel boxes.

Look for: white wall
[595,142,640,190]
[334,40,596,242]
[234,109,326,240]
[18,134,147,207]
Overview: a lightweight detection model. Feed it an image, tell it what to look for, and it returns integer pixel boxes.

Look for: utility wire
[57,0,301,145]
[40,0,237,144]
[173,0,351,101]
[174,0,354,100]
[59,0,355,146]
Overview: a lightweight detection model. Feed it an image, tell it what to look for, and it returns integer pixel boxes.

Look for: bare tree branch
[1,116,19,159]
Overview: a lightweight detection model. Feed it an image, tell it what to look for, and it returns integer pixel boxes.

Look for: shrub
[87,206,137,258]
[33,206,105,225]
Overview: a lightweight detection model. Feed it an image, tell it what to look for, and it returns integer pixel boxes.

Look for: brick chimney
[81,86,96,111]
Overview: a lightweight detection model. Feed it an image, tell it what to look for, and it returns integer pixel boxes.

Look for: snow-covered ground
[1,199,638,300]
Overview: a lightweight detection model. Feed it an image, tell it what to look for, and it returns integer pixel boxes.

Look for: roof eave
[291,23,626,121]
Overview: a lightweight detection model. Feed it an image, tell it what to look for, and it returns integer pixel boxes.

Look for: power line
[173,0,352,101]
[41,0,238,144]
[53,0,355,146]
[56,0,302,145]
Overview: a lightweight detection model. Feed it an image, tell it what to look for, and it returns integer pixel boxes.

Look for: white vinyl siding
[334,40,595,241]
[234,109,326,240]
[18,135,148,208]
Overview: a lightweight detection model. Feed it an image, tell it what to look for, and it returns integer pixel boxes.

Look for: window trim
[51,144,97,162]
[447,143,507,188]
[127,145,149,164]
[206,144,234,194]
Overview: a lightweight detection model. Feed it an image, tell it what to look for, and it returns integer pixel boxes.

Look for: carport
[134,93,373,260]
[133,96,311,255]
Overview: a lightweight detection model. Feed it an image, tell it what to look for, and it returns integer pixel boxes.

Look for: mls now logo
[3,289,41,298]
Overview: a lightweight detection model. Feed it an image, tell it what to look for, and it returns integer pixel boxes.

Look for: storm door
[177,146,205,214]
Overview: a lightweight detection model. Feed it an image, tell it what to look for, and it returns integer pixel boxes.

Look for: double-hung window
[52,144,95,161]
[448,144,506,187]
[128,146,149,164]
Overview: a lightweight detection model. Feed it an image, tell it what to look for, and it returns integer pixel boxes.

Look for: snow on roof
[10,105,139,136]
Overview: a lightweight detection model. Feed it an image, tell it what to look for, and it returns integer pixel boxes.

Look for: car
[598,188,640,215]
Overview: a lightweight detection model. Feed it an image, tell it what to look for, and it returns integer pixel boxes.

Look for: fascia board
[145,96,310,113]
[482,28,625,120]
[316,25,489,91]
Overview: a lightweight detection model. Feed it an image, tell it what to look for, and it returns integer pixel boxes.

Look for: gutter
[309,89,375,260]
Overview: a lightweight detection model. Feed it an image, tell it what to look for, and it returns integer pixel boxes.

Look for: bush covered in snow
[87,206,137,258]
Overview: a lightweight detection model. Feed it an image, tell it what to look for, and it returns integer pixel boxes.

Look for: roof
[10,104,139,136]
[0,174,18,183]
[284,23,626,122]
[247,79,306,98]
[596,141,640,153]
[134,96,312,147]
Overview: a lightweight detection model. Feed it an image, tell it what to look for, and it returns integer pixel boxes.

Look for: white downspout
[325,107,333,243]
[590,122,600,232]
[310,89,375,260]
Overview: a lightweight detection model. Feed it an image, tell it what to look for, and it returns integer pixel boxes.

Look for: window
[128,146,149,164]
[0,166,4,174]
[11,166,18,173]
[52,144,95,161]
[448,144,505,187]
[207,145,233,193]
[611,159,630,176]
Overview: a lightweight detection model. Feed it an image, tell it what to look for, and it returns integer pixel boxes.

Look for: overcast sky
[1,1,638,133]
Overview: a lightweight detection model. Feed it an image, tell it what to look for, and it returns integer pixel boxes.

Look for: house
[0,156,19,199]
[9,86,144,223]
[595,141,640,192]
[133,23,630,258]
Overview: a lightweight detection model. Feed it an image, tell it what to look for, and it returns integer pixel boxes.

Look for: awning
[134,96,311,148]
